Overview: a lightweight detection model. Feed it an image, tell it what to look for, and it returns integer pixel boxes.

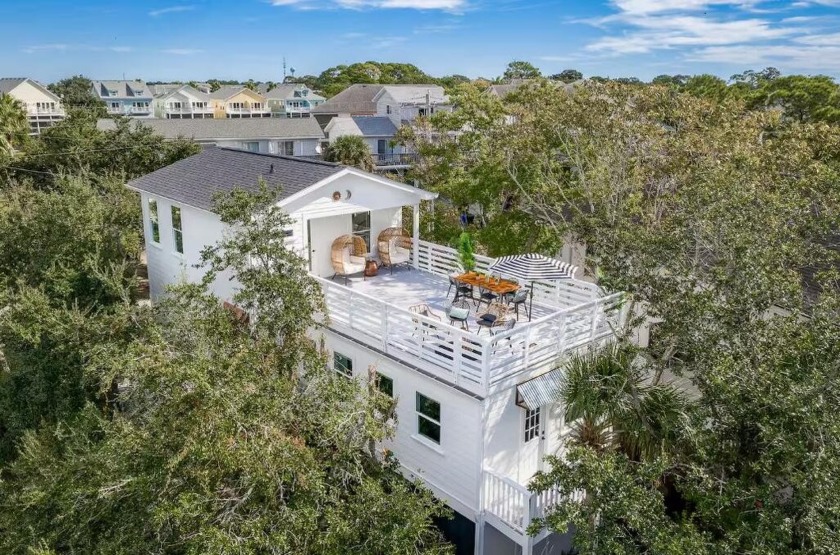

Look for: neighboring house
[324,115,415,169]
[127,147,627,555]
[91,80,154,117]
[373,84,452,126]
[152,85,213,119]
[311,83,383,127]
[312,83,452,129]
[96,117,324,156]
[0,77,65,134]
[209,86,270,119]
[258,83,326,118]
[149,82,211,95]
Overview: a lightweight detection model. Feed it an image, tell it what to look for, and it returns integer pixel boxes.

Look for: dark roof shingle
[127,147,344,212]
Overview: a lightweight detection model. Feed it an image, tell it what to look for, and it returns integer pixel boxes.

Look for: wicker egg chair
[331,234,368,284]
[377,227,412,274]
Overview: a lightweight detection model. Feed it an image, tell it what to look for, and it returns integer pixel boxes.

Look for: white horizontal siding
[318,330,484,517]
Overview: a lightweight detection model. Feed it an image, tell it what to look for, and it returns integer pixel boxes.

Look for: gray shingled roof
[312,84,384,115]
[0,77,26,94]
[351,116,398,137]
[96,117,324,140]
[92,80,151,99]
[126,147,344,212]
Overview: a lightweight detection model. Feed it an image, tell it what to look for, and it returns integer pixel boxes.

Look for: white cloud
[149,5,195,16]
[688,43,840,70]
[22,43,133,54]
[576,0,840,74]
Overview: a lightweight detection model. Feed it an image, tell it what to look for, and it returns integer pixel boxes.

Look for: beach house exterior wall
[128,148,626,554]
[210,87,270,119]
[0,77,65,134]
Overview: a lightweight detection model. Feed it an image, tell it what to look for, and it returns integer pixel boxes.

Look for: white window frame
[244,141,260,153]
[376,372,394,397]
[334,351,353,378]
[148,199,160,245]
[524,406,541,443]
[171,205,184,255]
[416,392,441,444]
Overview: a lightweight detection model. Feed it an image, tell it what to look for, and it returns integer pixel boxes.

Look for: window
[110,101,120,110]
[171,205,183,254]
[334,352,353,377]
[351,211,371,251]
[416,393,441,444]
[231,102,244,110]
[377,139,387,155]
[524,407,541,443]
[148,199,160,244]
[419,107,428,117]
[376,373,394,397]
[244,141,260,153]
[170,101,182,110]
[386,105,392,114]
[283,140,295,156]
[253,102,263,110]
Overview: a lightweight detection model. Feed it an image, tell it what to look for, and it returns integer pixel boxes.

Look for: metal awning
[515,369,563,410]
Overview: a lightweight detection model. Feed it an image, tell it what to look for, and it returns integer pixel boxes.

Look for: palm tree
[324,135,374,172]
[561,343,687,461]
[0,94,29,156]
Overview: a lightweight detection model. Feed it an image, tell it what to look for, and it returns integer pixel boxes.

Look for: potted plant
[457,232,476,273]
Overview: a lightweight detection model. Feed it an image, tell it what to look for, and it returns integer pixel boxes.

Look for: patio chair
[476,287,498,311]
[331,234,368,285]
[448,273,474,303]
[377,227,412,274]
[409,304,441,321]
[506,288,530,319]
[445,300,471,331]
[476,303,510,335]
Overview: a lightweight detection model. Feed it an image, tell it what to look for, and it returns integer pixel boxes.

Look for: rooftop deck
[314,241,626,397]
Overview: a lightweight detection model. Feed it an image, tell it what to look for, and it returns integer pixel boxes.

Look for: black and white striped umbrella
[488,253,577,282]
[488,254,577,320]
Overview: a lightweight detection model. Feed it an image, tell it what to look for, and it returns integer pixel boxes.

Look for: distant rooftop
[96,117,325,140]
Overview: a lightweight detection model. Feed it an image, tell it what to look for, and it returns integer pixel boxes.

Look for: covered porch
[279,168,435,280]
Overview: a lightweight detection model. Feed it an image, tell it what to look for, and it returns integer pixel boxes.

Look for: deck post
[412,203,421,270]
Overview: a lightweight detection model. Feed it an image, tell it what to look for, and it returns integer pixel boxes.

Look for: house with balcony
[91,80,153,117]
[152,85,213,119]
[312,83,452,129]
[324,115,416,170]
[0,77,65,134]
[258,83,326,118]
[96,117,323,156]
[126,147,626,555]
[209,86,270,119]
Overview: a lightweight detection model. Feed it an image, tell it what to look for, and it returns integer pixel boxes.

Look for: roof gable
[127,147,344,213]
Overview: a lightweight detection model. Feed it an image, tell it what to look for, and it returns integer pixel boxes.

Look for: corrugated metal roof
[516,369,563,410]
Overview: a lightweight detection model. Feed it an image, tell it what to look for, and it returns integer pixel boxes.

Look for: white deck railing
[314,240,627,396]
[482,468,583,545]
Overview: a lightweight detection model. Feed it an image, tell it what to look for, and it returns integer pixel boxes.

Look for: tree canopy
[502,60,542,81]
[403,78,840,554]
[48,75,106,117]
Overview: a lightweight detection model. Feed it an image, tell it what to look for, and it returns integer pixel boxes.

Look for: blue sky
[1,0,839,83]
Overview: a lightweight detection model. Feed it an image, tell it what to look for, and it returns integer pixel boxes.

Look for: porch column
[412,202,420,269]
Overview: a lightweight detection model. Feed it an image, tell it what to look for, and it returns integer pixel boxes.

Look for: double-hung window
[334,352,353,378]
[416,393,441,444]
[171,206,184,254]
[148,199,160,244]
[376,373,394,397]
[524,407,541,443]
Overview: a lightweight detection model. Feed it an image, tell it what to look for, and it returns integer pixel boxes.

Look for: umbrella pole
[529,282,534,321]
